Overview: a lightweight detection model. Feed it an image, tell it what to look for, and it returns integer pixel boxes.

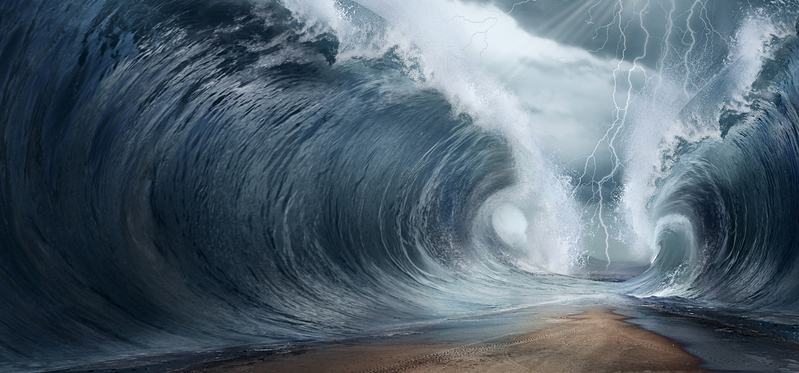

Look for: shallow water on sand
[59,302,799,373]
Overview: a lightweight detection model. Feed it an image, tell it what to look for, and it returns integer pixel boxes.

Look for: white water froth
[276,0,621,274]
[272,1,789,277]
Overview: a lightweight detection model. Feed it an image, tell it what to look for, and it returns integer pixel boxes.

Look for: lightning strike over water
[2,0,799,372]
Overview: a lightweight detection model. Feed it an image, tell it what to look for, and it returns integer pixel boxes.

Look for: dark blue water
[2,0,799,371]
[627,26,799,309]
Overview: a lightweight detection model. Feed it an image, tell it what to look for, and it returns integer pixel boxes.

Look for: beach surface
[182,308,708,373]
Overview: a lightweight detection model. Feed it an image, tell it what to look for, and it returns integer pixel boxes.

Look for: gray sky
[462,0,794,67]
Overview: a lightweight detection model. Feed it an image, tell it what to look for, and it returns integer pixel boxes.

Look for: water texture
[1,0,798,371]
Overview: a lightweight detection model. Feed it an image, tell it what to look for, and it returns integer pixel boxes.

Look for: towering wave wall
[628,27,799,310]
[0,0,582,369]
[3,0,799,371]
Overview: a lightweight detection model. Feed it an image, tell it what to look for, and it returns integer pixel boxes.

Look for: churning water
[2,0,799,371]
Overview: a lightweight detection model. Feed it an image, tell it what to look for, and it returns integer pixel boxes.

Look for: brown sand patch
[183,308,708,373]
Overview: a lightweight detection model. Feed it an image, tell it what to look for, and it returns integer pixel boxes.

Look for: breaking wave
[2,0,799,371]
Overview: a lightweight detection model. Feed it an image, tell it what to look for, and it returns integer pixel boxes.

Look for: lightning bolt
[508,0,536,15]
[575,0,653,270]
[577,0,728,271]
[450,14,499,64]
[586,0,603,25]
[681,0,700,96]
[450,1,537,64]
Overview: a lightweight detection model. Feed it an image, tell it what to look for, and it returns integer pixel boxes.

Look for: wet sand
[182,308,708,373]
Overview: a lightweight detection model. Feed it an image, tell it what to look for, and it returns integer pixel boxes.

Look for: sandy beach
[182,308,708,373]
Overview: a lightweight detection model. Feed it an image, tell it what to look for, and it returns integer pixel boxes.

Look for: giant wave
[2,0,799,371]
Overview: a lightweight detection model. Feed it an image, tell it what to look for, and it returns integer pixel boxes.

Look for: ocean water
[1,0,799,371]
